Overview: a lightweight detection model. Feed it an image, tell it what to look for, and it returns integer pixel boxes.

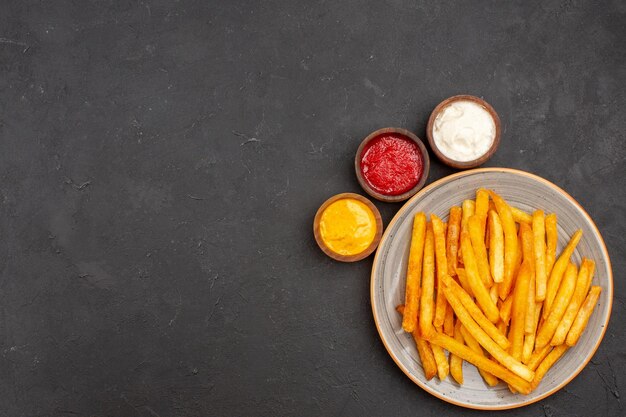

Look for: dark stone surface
[1,1,624,416]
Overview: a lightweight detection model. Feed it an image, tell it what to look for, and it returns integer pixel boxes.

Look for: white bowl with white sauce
[427,95,501,169]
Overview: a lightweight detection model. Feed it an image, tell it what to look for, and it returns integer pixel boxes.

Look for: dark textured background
[1,1,624,416]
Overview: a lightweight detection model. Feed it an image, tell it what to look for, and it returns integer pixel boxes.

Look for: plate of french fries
[371,168,613,409]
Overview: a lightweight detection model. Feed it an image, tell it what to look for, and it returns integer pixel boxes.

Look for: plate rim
[370,167,614,410]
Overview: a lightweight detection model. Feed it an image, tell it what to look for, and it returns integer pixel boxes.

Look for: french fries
[511,206,533,224]
[442,285,534,382]
[396,304,438,380]
[415,332,438,380]
[519,224,536,334]
[469,215,493,287]
[432,215,449,328]
[450,319,464,384]
[499,295,513,324]
[522,306,542,364]
[443,304,455,336]
[536,262,578,349]
[461,232,500,323]
[510,261,532,361]
[531,345,569,390]
[532,210,547,301]
[428,332,532,394]
[551,259,594,346]
[419,223,436,339]
[398,188,602,395]
[545,214,558,277]
[525,268,536,335]
[583,258,596,295]
[544,230,583,319]
[431,343,450,380]
[520,223,535,274]
[566,286,602,346]
[475,189,490,243]
[488,210,504,283]
[456,268,472,295]
[402,213,427,333]
[489,191,518,300]
[446,207,462,277]
[442,275,509,350]
[459,326,499,386]
[490,283,498,305]
[458,200,475,264]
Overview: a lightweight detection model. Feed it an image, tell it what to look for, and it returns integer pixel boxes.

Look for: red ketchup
[359,133,423,196]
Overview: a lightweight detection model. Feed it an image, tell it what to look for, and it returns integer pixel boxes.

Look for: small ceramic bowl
[426,95,501,169]
[313,193,383,262]
[355,128,430,203]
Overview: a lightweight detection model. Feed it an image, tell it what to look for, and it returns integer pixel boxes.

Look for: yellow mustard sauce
[319,198,377,256]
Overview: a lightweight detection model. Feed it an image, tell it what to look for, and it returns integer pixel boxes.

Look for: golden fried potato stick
[428,332,532,394]
[396,304,438,380]
[522,305,542,364]
[446,206,462,277]
[485,215,491,249]
[566,285,602,346]
[415,335,438,380]
[510,261,532,361]
[551,259,594,346]
[488,210,504,283]
[442,285,534,381]
[431,215,449,328]
[519,223,536,334]
[461,200,476,228]
[475,188,490,242]
[458,200,476,264]
[459,326,499,386]
[416,336,438,380]
[442,275,509,350]
[512,230,524,283]
[490,283,499,305]
[520,223,535,273]
[469,215,493,287]
[543,230,583,320]
[583,258,596,296]
[443,303,455,336]
[489,191,518,300]
[525,268,536,334]
[450,319,464,384]
[431,343,449,380]
[497,319,508,336]
[511,206,532,224]
[419,223,436,339]
[460,232,500,323]
[536,262,578,349]
[545,214,558,278]
[499,295,513,325]
[456,268,472,296]
[530,344,569,390]
[522,335,534,365]
[402,213,427,333]
[532,210,547,301]
[527,344,552,371]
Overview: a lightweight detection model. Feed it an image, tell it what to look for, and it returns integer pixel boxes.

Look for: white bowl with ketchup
[355,128,430,203]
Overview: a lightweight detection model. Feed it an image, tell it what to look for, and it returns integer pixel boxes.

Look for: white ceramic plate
[371,168,613,410]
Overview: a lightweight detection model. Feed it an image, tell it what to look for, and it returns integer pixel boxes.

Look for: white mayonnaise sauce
[432,100,496,162]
